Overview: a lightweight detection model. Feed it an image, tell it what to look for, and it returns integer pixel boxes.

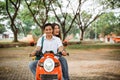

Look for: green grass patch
[0,41,29,44]
[67,44,120,50]
[0,42,30,48]
[110,49,120,54]
[0,47,25,50]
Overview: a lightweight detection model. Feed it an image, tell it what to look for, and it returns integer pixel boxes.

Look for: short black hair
[43,23,53,30]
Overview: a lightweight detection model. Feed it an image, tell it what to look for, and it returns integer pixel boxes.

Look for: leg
[59,57,69,80]
[29,60,38,76]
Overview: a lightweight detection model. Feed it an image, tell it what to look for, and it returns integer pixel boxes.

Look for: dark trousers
[59,57,69,80]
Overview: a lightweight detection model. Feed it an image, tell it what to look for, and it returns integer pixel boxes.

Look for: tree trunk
[80,29,84,41]
[13,31,18,42]
[11,24,18,42]
[63,33,67,41]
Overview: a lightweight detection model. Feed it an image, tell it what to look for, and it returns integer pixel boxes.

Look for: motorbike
[35,51,64,80]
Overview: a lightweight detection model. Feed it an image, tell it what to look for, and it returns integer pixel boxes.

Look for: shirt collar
[44,35,56,40]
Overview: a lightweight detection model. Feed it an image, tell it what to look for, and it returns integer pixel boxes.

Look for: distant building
[102,33,120,43]
[2,31,14,38]
[0,34,2,39]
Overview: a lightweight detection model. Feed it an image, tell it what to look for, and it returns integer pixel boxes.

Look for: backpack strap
[41,36,44,51]
[35,36,44,60]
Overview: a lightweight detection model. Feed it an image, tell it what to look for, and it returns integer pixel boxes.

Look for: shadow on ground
[71,72,120,80]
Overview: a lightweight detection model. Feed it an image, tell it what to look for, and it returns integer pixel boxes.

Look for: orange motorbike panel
[36,53,62,80]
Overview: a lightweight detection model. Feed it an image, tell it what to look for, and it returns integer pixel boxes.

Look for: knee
[29,60,38,68]
[29,62,33,69]
[29,61,34,69]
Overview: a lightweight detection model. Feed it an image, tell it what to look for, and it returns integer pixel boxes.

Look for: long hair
[52,23,62,39]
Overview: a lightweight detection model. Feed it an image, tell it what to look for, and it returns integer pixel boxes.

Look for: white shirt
[37,36,63,54]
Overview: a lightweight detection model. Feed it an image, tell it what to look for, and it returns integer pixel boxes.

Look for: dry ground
[0,47,120,80]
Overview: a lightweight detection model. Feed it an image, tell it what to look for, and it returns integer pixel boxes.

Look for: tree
[75,0,104,41]
[25,0,52,32]
[18,6,34,37]
[51,0,79,40]
[6,0,21,42]
[94,12,120,36]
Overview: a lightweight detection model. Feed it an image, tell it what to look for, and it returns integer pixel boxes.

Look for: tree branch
[25,0,41,28]
[86,13,104,28]
[51,3,62,24]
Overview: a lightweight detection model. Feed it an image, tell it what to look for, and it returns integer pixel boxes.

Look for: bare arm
[58,46,67,56]
[30,46,41,57]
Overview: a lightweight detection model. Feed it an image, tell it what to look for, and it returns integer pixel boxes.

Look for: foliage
[17,6,34,36]
[85,28,96,39]
[6,0,21,42]
[91,12,120,36]
[98,0,120,9]
[0,1,6,15]
[68,26,80,36]
[81,11,92,24]
[0,1,8,21]
[1,0,120,42]
[25,0,52,30]
[75,0,104,40]
[51,0,79,40]
[0,1,6,33]
[0,24,6,34]
[32,27,41,36]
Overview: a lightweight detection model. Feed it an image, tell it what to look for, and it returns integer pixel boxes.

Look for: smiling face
[44,25,53,36]
[53,25,60,36]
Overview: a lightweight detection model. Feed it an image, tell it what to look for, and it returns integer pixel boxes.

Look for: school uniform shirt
[36,36,63,54]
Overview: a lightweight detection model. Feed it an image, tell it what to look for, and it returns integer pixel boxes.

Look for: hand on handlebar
[29,53,33,57]
[29,52,36,57]
[61,50,69,56]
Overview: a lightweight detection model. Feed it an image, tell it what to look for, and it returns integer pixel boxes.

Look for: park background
[0,0,120,80]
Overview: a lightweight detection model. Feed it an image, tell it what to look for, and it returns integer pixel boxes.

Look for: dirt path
[66,49,120,80]
[0,47,120,80]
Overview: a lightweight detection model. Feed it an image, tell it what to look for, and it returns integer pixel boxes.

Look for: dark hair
[43,23,53,30]
[52,23,62,39]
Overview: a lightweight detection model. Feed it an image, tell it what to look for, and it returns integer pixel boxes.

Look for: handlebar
[29,51,43,57]
[29,51,69,57]
[56,52,69,57]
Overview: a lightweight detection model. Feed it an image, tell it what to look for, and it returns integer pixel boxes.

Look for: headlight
[44,58,54,72]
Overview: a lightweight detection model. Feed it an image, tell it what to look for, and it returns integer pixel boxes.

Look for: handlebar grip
[29,54,34,57]
[57,52,69,56]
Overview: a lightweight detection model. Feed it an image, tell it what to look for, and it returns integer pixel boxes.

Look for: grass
[1,39,120,49]
[110,49,120,54]
[67,43,120,50]
[0,42,30,48]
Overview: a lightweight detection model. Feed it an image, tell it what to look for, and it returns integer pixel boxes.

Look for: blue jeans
[29,60,38,77]
[59,57,69,80]
[29,57,69,80]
